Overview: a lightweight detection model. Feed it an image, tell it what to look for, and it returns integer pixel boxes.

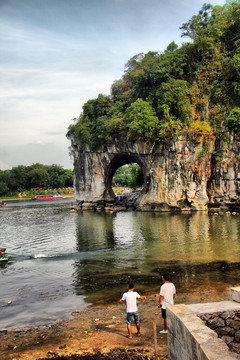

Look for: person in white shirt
[120,283,146,339]
[158,273,176,334]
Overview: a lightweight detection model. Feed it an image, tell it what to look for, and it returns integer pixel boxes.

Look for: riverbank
[0,194,75,202]
[0,286,232,360]
[0,188,75,202]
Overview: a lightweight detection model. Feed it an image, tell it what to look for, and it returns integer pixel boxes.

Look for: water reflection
[72,211,240,305]
[75,212,115,252]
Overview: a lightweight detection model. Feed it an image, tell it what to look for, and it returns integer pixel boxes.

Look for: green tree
[11,165,27,191]
[124,99,160,140]
[0,170,17,192]
[156,79,192,123]
[63,169,74,187]
[0,181,9,196]
[27,168,50,188]
[112,165,131,186]
[128,164,144,189]
[67,94,113,150]
[165,41,178,52]
[226,108,240,132]
[180,3,214,40]
[112,164,144,189]
[48,165,66,188]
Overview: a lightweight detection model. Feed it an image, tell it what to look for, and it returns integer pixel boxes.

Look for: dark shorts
[126,311,139,325]
[161,308,166,319]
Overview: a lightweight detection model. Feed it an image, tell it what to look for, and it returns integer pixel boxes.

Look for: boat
[32,194,63,200]
[0,248,11,263]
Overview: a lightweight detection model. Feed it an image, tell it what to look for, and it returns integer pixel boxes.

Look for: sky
[0,0,227,170]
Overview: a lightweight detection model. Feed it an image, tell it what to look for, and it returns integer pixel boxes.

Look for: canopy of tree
[67,1,240,150]
[0,164,73,196]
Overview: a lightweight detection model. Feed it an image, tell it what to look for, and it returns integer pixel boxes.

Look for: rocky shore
[0,287,232,360]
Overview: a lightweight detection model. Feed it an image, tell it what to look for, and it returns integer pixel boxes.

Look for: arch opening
[105,154,147,207]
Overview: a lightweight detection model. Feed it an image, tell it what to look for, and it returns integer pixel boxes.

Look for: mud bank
[0,288,232,360]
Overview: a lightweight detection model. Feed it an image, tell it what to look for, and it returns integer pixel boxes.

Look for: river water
[0,199,239,330]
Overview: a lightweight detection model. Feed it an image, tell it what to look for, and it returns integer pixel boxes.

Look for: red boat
[32,194,63,200]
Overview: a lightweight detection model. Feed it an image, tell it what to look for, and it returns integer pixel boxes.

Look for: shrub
[225,108,240,132]
[188,121,215,143]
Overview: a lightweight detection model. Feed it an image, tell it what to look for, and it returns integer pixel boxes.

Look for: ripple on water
[0,204,240,329]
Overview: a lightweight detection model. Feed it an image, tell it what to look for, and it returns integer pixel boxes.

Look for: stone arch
[70,138,218,211]
[104,153,148,199]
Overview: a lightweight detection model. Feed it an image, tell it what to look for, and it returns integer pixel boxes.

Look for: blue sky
[0,0,226,170]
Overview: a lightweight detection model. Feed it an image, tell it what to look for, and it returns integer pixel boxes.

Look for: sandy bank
[0,286,232,360]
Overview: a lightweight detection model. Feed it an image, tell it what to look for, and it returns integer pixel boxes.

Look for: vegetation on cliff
[67,1,240,150]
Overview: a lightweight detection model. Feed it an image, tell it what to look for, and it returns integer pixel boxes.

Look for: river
[0,199,239,330]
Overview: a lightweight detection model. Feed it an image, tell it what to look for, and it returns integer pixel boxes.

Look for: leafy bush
[0,181,9,196]
[124,99,160,141]
[225,108,240,132]
[128,164,144,190]
[188,121,215,143]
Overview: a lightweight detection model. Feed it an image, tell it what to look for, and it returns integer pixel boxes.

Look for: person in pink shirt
[158,273,176,334]
[120,283,146,339]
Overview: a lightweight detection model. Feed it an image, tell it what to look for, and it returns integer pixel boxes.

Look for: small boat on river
[32,194,63,201]
[0,201,7,208]
[0,248,11,263]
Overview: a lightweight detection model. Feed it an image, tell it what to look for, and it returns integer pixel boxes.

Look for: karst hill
[67,2,240,212]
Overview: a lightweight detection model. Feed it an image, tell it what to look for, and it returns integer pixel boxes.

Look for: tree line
[67,1,240,153]
[0,164,73,197]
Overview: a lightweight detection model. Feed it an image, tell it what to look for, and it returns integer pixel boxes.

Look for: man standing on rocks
[158,273,176,334]
[120,283,146,339]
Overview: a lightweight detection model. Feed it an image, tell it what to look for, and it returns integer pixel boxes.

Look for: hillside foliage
[67,1,240,150]
[0,164,73,196]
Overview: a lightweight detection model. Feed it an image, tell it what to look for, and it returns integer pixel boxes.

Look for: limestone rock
[69,133,240,212]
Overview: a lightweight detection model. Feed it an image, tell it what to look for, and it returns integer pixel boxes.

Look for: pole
[153,319,158,360]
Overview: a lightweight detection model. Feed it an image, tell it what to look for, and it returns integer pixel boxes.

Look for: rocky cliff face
[208,134,240,210]
[69,133,240,211]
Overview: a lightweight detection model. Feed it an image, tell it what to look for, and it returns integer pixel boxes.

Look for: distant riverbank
[0,188,74,202]
[1,194,75,201]
[0,186,127,202]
